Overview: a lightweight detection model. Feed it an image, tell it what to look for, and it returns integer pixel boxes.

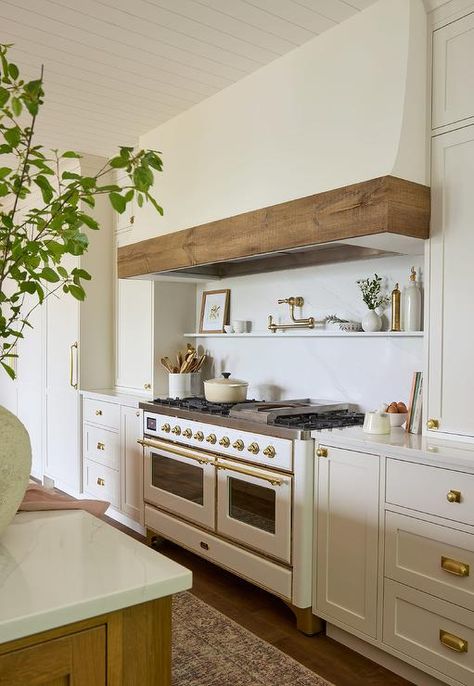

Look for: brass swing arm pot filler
[268,297,321,332]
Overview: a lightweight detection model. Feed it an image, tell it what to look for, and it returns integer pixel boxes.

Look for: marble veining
[0,510,191,644]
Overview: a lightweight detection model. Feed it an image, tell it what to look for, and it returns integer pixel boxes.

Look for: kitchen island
[0,509,192,685]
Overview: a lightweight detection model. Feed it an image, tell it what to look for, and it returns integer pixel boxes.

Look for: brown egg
[397,402,407,413]
[387,402,399,413]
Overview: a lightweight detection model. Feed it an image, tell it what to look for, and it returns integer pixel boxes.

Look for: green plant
[0,44,164,379]
[356,274,390,311]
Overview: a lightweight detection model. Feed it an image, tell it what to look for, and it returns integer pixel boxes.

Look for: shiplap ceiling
[1,0,382,157]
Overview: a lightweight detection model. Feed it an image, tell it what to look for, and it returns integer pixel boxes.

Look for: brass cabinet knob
[161,423,171,433]
[171,425,181,435]
[247,442,260,455]
[447,489,461,503]
[194,431,204,442]
[183,428,192,438]
[95,409,103,416]
[232,439,244,451]
[316,447,328,458]
[263,445,276,458]
[96,477,105,486]
[206,433,217,445]
[219,436,230,448]
[427,418,440,430]
[144,383,152,390]
[97,442,105,451]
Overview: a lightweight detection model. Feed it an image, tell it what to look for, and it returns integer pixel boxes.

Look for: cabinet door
[0,626,106,685]
[115,279,153,393]
[314,445,380,638]
[432,13,474,129]
[45,256,81,493]
[121,406,144,523]
[428,125,474,437]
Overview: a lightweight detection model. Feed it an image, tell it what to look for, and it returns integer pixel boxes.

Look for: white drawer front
[386,459,474,527]
[84,459,119,508]
[83,398,120,430]
[145,505,292,601]
[83,424,120,470]
[144,413,293,472]
[385,511,474,611]
[383,579,474,684]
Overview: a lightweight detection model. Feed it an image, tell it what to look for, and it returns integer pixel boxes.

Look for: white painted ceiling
[1,0,380,158]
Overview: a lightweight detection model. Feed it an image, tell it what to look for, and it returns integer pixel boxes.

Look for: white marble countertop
[80,388,151,407]
[312,426,474,472]
[0,510,192,644]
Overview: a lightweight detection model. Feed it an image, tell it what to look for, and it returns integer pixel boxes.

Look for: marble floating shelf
[183,331,424,338]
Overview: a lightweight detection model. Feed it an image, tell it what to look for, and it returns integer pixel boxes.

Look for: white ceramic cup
[232,320,246,334]
[224,324,234,334]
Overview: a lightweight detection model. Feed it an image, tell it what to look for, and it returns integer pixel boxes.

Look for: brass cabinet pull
[427,418,440,430]
[95,409,103,416]
[144,383,151,390]
[137,438,216,465]
[441,556,470,577]
[316,447,328,458]
[96,477,105,486]
[447,490,461,504]
[69,341,78,389]
[200,541,209,551]
[439,630,468,653]
[97,442,105,451]
[215,461,284,487]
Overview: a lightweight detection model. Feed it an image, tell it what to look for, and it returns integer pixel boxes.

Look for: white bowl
[389,412,408,427]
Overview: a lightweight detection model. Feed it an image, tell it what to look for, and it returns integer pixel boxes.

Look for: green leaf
[109,192,126,213]
[1,361,15,380]
[0,167,11,179]
[79,213,99,230]
[0,87,9,107]
[68,284,85,301]
[71,267,91,280]
[62,151,82,159]
[0,143,12,154]
[11,96,22,116]
[34,175,54,203]
[40,267,60,282]
[4,126,21,148]
[137,193,144,208]
[8,63,19,80]
[109,156,128,169]
[147,194,163,216]
[57,265,68,278]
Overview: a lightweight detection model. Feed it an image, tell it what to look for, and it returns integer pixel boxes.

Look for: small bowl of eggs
[385,401,408,428]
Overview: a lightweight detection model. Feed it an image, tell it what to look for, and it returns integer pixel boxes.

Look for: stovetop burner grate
[274,410,365,431]
[153,396,258,417]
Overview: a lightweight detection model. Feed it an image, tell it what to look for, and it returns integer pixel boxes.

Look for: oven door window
[151,452,204,505]
[228,477,276,534]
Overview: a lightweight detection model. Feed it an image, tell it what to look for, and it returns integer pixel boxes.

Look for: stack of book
[406,371,423,434]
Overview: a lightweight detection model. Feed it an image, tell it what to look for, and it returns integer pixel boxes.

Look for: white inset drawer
[83,398,120,430]
[386,459,474,526]
[84,459,119,508]
[385,511,474,611]
[83,424,120,470]
[145,505,292,601]
[383,579,474,685]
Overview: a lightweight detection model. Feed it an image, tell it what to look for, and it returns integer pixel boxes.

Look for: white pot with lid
[204,372,248,403]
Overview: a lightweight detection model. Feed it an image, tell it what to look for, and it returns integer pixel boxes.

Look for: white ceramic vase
[0,406,32,537]
[362,309,382,332]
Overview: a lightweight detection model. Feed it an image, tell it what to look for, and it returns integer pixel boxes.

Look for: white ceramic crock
[204,372,248,403]
[363,410,391,435]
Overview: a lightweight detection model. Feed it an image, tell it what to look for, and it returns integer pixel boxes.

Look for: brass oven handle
[439,630,468,653]
[215,461,284,487]
[137,438,216,465]
[69,341,78,389]
[441,556,470,577]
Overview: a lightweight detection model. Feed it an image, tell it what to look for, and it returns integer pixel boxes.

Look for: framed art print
[199,289,230,333]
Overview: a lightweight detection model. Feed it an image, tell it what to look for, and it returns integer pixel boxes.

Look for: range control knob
[183,428,192,438]
[247,442,260,455]
[263,445,276,458]
[194,431,204,442]
[206,433,217,445]
[161,423,171,433]
[171,425,181,436]
[232,439,244,451]
[219,436,230,448]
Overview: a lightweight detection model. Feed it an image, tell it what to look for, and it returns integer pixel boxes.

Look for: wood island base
[0,597,172,686]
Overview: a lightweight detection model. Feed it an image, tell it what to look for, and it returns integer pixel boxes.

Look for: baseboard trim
[105,507,145,535]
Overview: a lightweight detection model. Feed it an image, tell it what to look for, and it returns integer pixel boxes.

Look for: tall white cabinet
[427,7,474,439]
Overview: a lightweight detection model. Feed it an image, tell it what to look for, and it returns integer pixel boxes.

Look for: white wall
[127,0,427,244]
[193,255,424,411]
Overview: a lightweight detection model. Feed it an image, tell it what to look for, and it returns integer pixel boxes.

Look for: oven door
[216,458,292,564]
[142,438,216,530]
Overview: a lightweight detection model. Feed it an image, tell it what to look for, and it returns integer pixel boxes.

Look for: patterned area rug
[173,592,334,686]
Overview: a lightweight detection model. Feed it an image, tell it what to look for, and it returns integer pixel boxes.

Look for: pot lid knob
[221,372,231,379]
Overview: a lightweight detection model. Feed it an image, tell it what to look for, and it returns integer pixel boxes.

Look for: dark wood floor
[105,516,413,686]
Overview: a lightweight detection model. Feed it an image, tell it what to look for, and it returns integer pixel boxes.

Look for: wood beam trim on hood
[117,175,430,279]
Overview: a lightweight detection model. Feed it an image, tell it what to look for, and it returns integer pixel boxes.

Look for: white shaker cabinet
[427,125,474,438]
[432,11,474,130]
[121,405,143,524]
[314,444,380,638]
